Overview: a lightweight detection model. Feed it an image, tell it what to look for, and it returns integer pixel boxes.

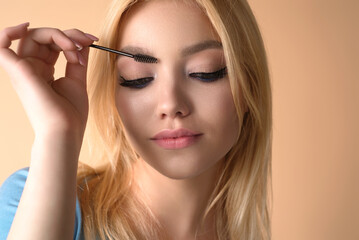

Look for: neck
[132,159,222,240]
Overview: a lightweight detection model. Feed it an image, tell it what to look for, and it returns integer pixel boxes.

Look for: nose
[155,77,191,119]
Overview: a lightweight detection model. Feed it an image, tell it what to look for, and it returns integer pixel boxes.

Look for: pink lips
[150,128,202,149]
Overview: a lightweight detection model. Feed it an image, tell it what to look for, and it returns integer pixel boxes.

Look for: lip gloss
[152,135,201,149]
[150,128,202,149]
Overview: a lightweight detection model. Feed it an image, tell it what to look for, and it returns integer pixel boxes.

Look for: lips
[150,128,203,149]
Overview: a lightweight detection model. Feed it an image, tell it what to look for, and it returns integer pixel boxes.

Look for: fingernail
[85,33,99,41]
[18,22,30,28]
[77,51,86,66]
[73,40,83,51]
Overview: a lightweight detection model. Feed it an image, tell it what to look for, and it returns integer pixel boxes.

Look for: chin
[157,168,204,180]
[142,155,223,181]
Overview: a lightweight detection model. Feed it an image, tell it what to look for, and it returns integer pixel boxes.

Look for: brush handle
[89,44,134,58]
[89,44,158,63]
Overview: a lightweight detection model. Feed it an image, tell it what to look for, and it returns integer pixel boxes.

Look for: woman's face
[115,0,241,179]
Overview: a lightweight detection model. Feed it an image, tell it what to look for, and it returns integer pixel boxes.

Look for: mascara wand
[89,44,158,64]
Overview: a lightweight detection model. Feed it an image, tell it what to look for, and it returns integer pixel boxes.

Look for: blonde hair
[77,0,272,239]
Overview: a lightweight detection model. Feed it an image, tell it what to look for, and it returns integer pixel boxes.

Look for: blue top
[0,168,83,240]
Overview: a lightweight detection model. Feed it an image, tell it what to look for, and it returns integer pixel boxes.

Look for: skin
[115,1,242,239]
[0,1,244,240]
[0,23,97,239]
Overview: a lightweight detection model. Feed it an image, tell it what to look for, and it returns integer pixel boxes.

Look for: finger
[62,29,97,85]
[64,47,90,89]
[63,28,97,48]
[0,22,29,48]
[0,22,29,68]
[18,28,81,64]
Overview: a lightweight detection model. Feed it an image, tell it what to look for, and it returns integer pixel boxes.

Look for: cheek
[115,89,153,136]
[198,81,238,125]
[196,81,240,147]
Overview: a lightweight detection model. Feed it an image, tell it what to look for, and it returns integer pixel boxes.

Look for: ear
[241,100,249,115]
[244,104,249,114]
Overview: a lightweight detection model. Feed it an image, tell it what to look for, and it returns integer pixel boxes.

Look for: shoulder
[0,168,29,239]
[0,167,29,200]
[0,168,83,240]
[0,167,29,208]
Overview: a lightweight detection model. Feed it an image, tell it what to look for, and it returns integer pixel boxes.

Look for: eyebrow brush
[89,44,158,64]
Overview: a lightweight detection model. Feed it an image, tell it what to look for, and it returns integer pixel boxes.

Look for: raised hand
[0,22,98,137]
[0,23,100,240]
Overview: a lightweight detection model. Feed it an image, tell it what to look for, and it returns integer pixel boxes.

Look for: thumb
[64,46,89,88]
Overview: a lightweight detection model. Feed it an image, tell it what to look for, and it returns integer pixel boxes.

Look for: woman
[0,0,272,239]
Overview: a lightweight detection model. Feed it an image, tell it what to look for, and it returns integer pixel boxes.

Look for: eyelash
[119,67,227,89]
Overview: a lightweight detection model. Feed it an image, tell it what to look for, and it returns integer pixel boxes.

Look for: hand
[0,23,98,137]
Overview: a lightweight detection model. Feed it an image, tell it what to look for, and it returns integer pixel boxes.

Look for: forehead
[116,0,220,52]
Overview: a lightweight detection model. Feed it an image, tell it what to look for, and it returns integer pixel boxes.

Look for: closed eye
[189,67,227,82]
[119,76,154,89]
[119,67,227,89]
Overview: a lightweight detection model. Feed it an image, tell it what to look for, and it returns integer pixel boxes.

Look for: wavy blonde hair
[77,0,272,239]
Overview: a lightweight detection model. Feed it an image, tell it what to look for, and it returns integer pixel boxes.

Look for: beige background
[0,0,358,239]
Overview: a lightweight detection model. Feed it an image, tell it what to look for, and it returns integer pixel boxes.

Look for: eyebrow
[181,40,222,57]
[119,46,154,56]
[118,40,222,61]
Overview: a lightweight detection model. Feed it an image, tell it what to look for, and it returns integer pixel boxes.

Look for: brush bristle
[133,54,158,64]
